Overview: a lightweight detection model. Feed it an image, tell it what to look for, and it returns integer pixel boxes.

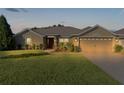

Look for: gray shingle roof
[16,25,118,38]
[114,28,124,34]
[81,26,92,31]
[32,26,84,37]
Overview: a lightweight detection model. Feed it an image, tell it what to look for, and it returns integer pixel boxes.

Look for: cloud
[5,8,28,13]
[5,8,19,12]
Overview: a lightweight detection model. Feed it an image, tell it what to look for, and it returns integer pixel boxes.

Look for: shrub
[0,47,8,51]
[17,44,22,49]
[0,52,49,59]
[25,44,29,50]
[114,44,123,53]
[58,42,76,52]
[58,43,65,51]
[74,46,81,52]
[36,45,40,50]
[33,44,36,50]
[39,44,43,50]
[66,42,74,52]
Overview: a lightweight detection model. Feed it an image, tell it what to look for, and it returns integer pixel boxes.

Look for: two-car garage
[80,38,113,53]
[78,25,115,53]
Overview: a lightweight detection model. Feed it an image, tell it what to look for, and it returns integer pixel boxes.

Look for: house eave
[79,36,115,38]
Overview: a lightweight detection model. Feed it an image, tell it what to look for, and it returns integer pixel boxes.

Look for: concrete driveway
[83,51,124,84]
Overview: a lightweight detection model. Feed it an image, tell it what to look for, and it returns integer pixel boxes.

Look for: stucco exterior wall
[24,31,43,45]
[118,39,124,47]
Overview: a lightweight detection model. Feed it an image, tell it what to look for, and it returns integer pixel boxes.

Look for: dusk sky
[0,8,124,33]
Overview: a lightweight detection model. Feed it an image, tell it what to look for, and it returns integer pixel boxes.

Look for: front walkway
[83,52,124,84]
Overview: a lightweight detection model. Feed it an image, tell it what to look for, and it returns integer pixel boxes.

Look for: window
[59,38,69,43]
[108,38,111,40]
[80,38,82,40]
[26,38,32,45]
[59,39,64,42]
[87,38,90,40]
[83,38,87,40]
[64,39,69,42]
[92,38,95,40]
[116,39,119,42]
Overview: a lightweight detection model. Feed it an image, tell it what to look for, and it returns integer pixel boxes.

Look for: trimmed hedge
[0,52,49,59]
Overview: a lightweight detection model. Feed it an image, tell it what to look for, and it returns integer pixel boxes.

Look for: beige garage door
[80,39,112,53]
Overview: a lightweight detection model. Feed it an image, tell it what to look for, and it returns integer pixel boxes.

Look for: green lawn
[0,52,119,85]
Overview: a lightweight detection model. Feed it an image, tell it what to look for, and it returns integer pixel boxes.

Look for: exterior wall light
[116,39,119,42]
[74,38,78,42]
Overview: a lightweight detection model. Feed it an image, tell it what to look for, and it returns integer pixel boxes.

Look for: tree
[0,15,15,50]
[57,24,64,27]
[58,24,61,27]
[53,25,56,27]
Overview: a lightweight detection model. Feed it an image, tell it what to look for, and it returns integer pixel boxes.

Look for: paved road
[83,51,124,84]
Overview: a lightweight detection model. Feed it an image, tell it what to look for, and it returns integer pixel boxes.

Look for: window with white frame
[59,38,69,43]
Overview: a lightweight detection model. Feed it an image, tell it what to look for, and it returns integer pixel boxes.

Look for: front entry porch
[43,35,59,49]
[46,38,54,49]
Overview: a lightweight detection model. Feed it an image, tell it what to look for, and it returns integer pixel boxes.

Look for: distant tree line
[31,24,64,30]
[53,24,64,27]
[0,15,15,50]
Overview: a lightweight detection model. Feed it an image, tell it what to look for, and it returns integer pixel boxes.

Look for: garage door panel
[80,40,112,53]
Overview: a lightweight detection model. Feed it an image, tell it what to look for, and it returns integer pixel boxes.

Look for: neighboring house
[14,25,124,52]
[114,28,124,47]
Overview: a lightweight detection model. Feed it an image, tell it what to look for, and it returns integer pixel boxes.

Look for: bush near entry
[57,42,81,52]
[114,44,123,53]
[74,46,81,52]
[24,44,44,50]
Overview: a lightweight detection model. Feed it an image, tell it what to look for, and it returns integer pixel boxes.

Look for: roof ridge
[78,24,116,36]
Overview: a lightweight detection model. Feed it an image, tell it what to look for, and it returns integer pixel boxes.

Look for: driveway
[83,51,124,84]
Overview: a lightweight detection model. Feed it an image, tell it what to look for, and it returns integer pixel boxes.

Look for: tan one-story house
[14,25,124,52]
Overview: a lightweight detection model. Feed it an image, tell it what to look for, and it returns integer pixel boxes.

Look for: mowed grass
[0,52,119,85]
